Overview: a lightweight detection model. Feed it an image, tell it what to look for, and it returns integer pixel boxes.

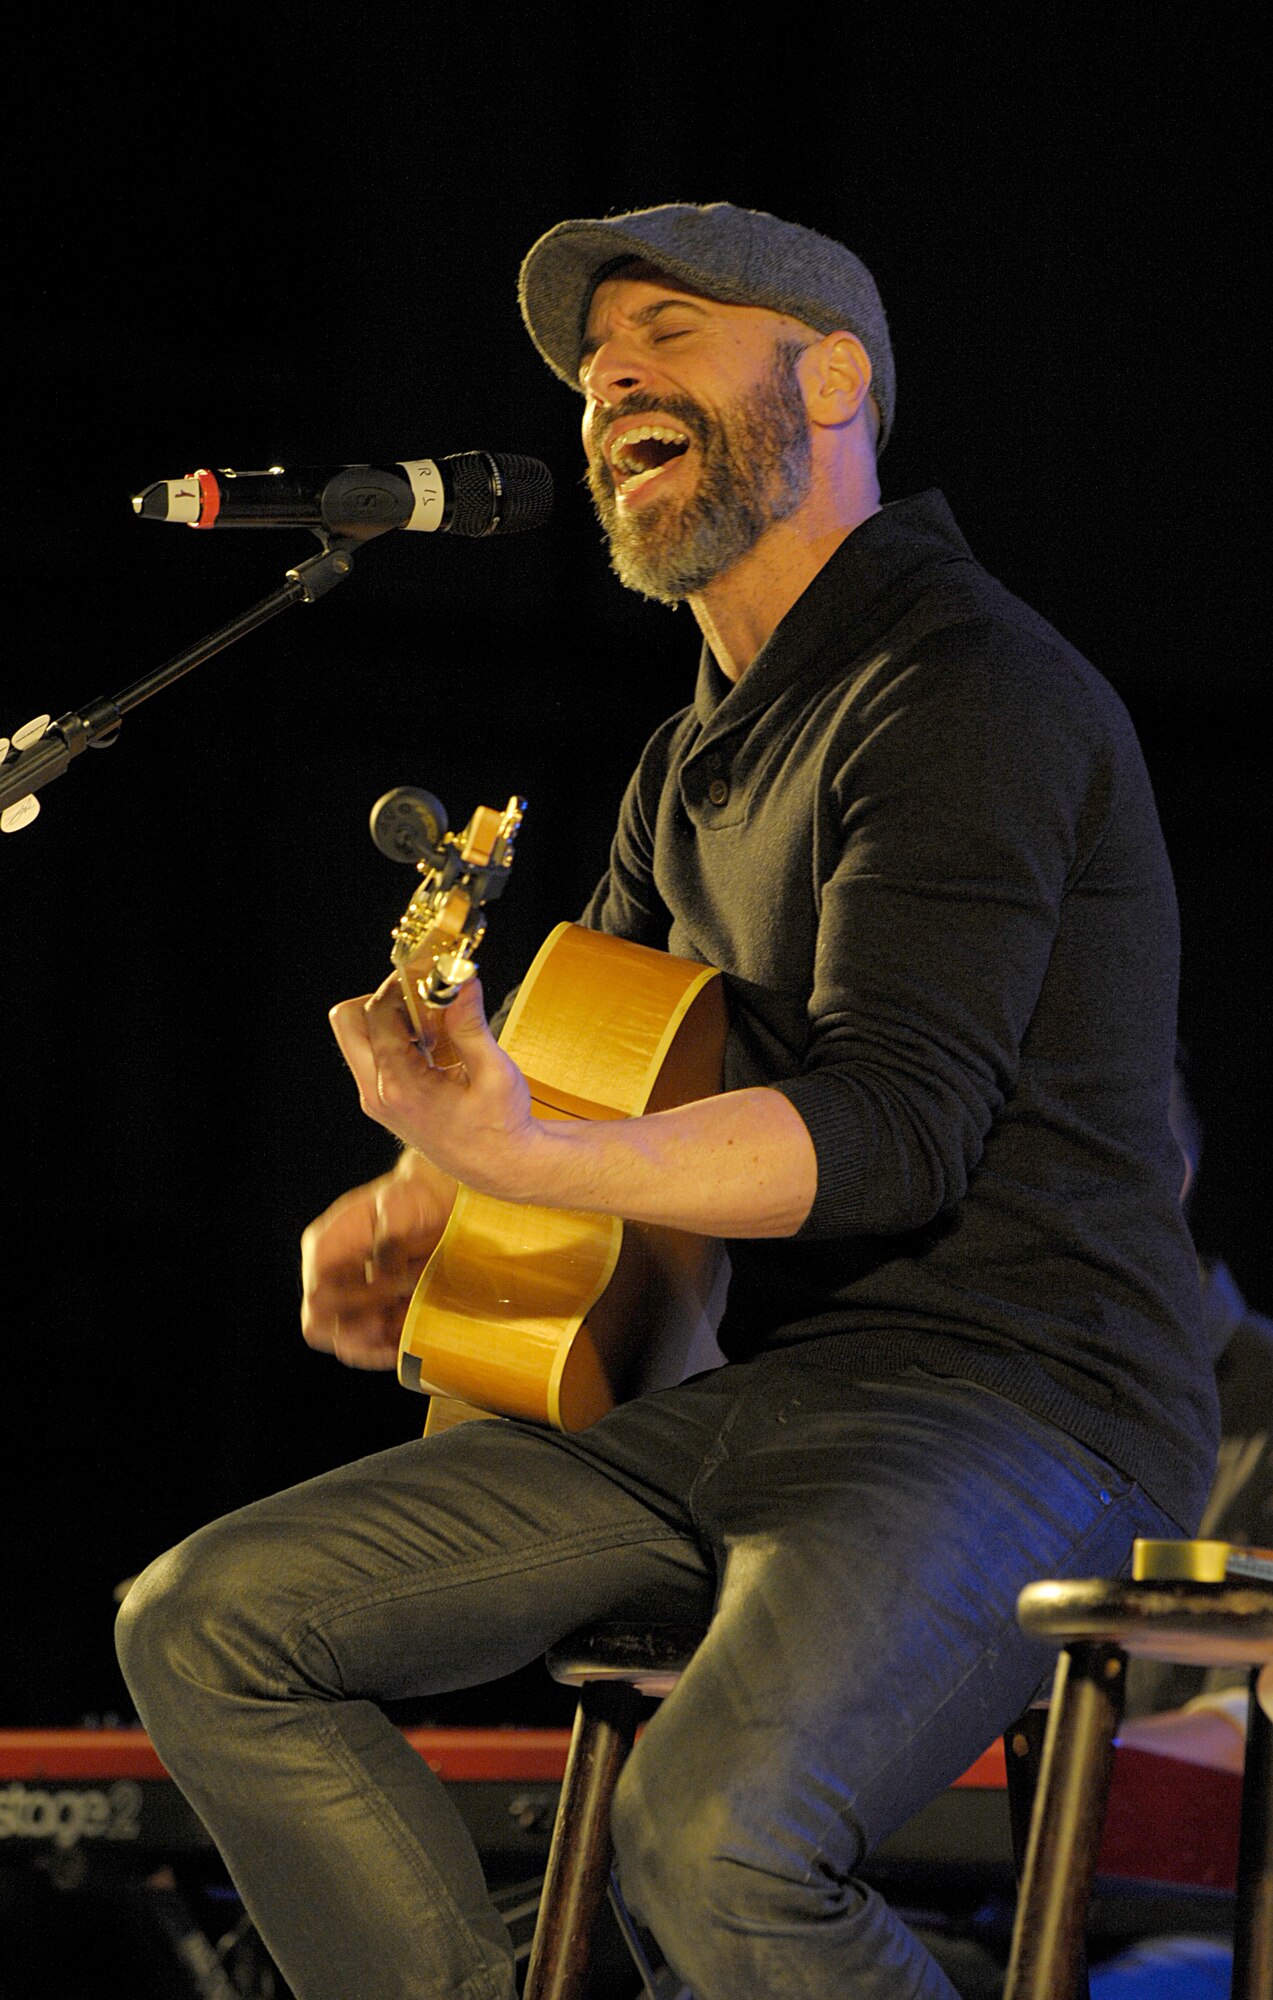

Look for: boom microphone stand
[0,533,364,833]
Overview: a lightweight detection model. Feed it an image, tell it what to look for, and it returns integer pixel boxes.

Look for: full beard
[586,340,813,606]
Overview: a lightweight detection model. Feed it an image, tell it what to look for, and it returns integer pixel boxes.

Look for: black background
[2,11,1265,1727]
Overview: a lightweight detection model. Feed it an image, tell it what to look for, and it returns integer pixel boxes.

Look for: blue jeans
[116,1350,1183,1999]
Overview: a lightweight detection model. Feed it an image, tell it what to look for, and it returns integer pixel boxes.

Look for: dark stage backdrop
[2,15,1265,1727]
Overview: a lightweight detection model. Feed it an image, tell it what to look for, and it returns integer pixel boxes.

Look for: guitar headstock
[370,787,526,1044]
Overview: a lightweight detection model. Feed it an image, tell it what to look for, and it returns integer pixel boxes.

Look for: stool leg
[1004,1642,1125,2000]
[1003,1706,1048,1878]
[1233,1670,1273,2000]
[1004,1707,1091,1999]
[524,1679,643,2000]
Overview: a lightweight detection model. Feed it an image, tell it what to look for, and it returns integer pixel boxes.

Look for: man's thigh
[609,1357,1178,1877]
[135,1416,715,1706]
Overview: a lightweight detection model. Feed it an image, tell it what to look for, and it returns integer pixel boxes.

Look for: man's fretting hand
[328,974,541,1201]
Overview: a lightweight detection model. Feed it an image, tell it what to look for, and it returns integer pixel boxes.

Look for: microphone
[131,454,553,539]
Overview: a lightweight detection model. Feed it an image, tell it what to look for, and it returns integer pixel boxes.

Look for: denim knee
[115,1516,289,1732]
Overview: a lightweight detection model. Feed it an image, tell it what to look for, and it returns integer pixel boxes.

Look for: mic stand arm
[1,535,362,821]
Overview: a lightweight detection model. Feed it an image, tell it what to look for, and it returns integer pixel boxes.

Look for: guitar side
[398,924,729,1431]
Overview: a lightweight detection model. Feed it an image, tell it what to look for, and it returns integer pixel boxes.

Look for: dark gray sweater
[580,491,1218,1530]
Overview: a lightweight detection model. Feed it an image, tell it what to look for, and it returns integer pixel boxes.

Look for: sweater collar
[692,489,975,733]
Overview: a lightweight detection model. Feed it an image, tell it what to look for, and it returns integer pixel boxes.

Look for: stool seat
[545,1623,704,1697]
[1018,1577,1273,1667]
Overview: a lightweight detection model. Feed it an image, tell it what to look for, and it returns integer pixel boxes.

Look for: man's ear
[802,331,874,430]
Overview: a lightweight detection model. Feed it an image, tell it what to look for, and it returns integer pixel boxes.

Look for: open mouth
[606,423,692,496]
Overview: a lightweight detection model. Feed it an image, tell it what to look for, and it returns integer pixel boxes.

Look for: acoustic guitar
[373,787,729,1435]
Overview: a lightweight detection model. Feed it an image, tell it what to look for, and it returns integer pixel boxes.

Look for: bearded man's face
[584,336,813,605]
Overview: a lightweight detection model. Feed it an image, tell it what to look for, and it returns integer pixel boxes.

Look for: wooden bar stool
[523,1623,703,2000]
[522,1622,1051,2000]
[1004,1538,1273,2000]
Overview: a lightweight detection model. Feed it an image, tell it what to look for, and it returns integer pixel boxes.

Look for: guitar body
[398,924,730,1431]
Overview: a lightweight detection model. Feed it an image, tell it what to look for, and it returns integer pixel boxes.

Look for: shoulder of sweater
[827,568,1138,750]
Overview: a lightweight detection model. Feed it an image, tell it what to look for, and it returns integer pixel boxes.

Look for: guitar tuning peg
[2,716,53,832]
[10,715,52,751]
[1,793,40,833]
[370,786,449,866]
[432,952,479,1002]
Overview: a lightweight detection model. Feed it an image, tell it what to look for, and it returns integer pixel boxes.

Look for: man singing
[118,202,1218,2000]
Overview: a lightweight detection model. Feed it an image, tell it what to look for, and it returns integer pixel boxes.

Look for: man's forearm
[515,1085,818,1239]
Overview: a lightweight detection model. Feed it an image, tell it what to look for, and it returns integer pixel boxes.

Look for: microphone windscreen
[492,454,555,534]
[446,452,553,536]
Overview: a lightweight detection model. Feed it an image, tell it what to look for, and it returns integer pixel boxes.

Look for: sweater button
[708,777,730,806]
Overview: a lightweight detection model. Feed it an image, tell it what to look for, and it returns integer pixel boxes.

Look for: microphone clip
[286,534,360,603]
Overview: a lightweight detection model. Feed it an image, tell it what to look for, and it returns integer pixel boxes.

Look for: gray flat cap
[518,200,895,450]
